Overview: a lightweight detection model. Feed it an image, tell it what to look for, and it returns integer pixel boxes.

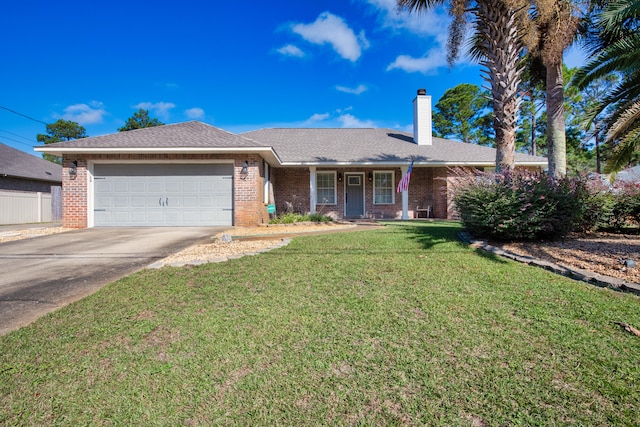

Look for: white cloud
[292,12,368,61]
[364,0,448,36]
[60,101,107,125]
[134,101,175,121]
[363,0,472,73]
[386,48,448,74]
[338,113,376,128]
[306,112,330,123]
[336,84,368,95]
[185,107,205,119]
[277,44,305,58]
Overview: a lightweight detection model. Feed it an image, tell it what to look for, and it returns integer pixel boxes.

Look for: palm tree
[573,0,640,174]
[529,0,580,178]
[398,0,529,172]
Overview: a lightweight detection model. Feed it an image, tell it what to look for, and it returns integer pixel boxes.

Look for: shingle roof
[36,121,266,150]
[0,143,62,183]
[241,128,547,166]
[35,121,547,167]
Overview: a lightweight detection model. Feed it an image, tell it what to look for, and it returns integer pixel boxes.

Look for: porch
[270,166,455,220]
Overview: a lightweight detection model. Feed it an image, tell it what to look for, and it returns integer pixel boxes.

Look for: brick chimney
[413,88,432,145]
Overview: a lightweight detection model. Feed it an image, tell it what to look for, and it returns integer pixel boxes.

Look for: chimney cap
[417,88,427,96]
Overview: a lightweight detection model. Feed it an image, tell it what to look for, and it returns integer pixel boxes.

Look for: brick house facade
[37,91,547,228]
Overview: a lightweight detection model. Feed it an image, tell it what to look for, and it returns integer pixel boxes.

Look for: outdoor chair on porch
[283,201,304,214]
[414,199,432,219]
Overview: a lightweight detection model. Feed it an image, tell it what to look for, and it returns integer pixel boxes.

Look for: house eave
[34,146,283,165]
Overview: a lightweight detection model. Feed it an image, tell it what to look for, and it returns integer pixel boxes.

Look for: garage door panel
[147,181,163,193]
[94,164,234,226]
[113,181,130,193]
[114,197,131,208]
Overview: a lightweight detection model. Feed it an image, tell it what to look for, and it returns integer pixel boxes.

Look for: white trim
[372,170,395,205]
[35,147,282,165]
[263,161,270,204]
[343,172,365,218]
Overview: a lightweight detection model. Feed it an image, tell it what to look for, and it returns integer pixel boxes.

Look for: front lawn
[1,222,639,425]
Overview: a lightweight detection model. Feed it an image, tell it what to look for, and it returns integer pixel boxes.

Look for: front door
[344,173,364,218]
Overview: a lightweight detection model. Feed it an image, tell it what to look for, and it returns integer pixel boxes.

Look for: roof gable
[36,121,266,150]
[0,143,62,182]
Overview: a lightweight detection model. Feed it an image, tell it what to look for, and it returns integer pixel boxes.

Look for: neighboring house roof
[0,143,62,183]
[241,128,547,167]
[35,121,547,168]
[614,165,640,183]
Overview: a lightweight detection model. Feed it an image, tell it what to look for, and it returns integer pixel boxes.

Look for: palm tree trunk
[475,0,524,172]
[546,60,567,177]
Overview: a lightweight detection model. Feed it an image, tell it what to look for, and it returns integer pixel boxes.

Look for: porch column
[309,166,317,214]
[399,165,409,220]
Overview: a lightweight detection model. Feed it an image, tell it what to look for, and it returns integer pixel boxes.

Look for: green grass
[1,222,639,426]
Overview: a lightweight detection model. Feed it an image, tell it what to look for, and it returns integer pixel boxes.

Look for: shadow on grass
[380,221,465,250]
[380,221,510,264]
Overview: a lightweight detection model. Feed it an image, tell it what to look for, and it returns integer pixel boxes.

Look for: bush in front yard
[579,180,640,232]
[269,212,333,224]
[452,169,589,241]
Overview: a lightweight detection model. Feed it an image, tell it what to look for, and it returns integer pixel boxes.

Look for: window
[316,171,336,205]
[374,171,394,204]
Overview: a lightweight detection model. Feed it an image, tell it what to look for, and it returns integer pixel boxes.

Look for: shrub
[269,212,333,224]
[452,169,589,241]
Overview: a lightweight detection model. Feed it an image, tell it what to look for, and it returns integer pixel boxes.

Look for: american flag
[396,160,414,193]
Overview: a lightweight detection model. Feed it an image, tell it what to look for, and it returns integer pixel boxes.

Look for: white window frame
[373,170,395,205]
[316,171,337,205]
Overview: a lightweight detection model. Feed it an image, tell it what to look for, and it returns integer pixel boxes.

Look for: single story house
[36,90,547,228]
[1,143,62,192]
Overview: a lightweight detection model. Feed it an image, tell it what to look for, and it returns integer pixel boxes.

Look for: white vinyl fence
[0,190,56,225]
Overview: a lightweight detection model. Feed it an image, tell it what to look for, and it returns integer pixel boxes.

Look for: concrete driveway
[0,227,225,335]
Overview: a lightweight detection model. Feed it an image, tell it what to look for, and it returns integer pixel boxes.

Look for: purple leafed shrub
[451,169,589,241]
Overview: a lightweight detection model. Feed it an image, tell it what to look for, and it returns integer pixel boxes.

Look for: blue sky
[1,0,586,156]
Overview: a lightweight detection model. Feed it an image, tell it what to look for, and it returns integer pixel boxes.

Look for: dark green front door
[345,173,364,218]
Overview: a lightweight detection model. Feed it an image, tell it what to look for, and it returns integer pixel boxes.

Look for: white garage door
[93,164,233,226]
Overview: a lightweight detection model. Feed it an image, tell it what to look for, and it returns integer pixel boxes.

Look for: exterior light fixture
[338,172,343,182]
[69,161,78,178]
[368,171,373,182]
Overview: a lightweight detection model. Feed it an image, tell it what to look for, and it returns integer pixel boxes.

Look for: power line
[0,128,37,143]
[0,105,48,125]
[0,135,35,149]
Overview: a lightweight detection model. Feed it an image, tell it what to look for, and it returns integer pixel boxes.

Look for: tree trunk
[475,0,524,173]
[595,121,601,174]
[546,60,567,177]
[531,109,537,156]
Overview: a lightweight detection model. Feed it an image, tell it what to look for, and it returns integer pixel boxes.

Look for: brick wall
[63,157,88,228]
[60,153,266,228]
[272,166,453,220]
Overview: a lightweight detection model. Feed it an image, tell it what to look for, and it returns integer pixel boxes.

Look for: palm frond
[604,127,640,173]
[607,99,640,144]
